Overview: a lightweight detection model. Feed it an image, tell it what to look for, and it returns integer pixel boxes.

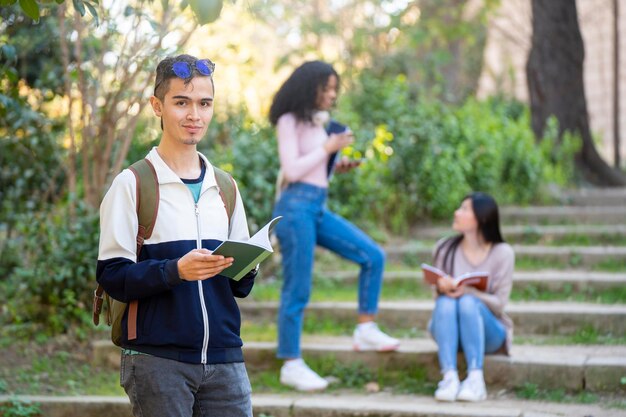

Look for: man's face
[151,76,214,146]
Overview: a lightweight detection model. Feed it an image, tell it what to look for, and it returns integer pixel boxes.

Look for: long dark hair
[269,60,339,125]
[434,192,505,275]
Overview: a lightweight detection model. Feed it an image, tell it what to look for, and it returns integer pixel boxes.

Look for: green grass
[310,248,626,273]
[252,275,626,304]
[251,275,433,303]
[592,257,626,272]
[242,319,624,346]
[513,232,626,246]
[0,350,122,396]
[510,283,626,304]
[513,256,626,272]
[515,382,599,403]
[248,354,436,396]
[0,398,41,417]
[242,319,426,341]
[515,325,626,345]
[512,381,626,409]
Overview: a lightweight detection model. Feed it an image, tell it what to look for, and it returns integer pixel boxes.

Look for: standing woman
[429,192,515,402]
[269,61,400,392]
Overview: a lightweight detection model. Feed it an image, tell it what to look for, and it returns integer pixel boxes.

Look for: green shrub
[200,111,279,229]
[0,202,99,337]
[327,73,579,230]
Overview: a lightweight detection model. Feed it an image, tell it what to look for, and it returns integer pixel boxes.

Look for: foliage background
[0,0,579,336]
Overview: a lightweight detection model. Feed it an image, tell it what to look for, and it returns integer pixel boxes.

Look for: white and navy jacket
[96,148,255,364]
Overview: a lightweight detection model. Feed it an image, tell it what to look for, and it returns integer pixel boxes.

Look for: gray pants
[121,353,252,417]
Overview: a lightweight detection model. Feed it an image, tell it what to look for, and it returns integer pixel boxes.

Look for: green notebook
[213,216,282,280]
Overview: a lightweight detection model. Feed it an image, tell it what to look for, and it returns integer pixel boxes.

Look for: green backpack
[92,158,237,346]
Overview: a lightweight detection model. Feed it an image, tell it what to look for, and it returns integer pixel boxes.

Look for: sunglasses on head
[171,59,215,79]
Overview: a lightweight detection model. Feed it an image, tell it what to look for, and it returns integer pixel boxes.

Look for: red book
[421,263,489,292]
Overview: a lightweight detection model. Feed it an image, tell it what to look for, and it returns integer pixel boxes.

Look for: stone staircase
[3,393,626,417]
[28,187,626,416]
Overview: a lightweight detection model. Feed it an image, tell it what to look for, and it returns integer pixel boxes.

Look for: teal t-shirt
[181,159,206,203]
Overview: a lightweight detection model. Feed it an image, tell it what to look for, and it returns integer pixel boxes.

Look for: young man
[96,54,255,417]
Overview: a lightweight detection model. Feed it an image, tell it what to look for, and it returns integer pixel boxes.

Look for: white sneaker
[353,322,400,352]
[279,359,328,391]
[434,373,460,402]
[456,375,487,402]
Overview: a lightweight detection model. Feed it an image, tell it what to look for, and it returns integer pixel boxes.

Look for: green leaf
[72,0,86,16]
[188,0,222,24]
[0,0,18,6]
[0,45,17,63]
[18,0,39,21]
[84,1,99,25]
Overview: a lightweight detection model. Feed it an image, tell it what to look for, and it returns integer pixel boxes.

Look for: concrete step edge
[240,299,626,314]
[415,224,626,237]
[385,244,626,255]
[329,269,626,282]
[501,206,626,214]
[2,394,623,417]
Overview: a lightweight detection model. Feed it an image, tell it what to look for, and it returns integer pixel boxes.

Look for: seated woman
[429,192,514,402]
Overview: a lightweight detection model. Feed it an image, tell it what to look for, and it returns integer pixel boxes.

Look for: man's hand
[177,249,234,281]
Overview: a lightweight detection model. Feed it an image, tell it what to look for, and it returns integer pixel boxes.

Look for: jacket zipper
[195,203,210,364]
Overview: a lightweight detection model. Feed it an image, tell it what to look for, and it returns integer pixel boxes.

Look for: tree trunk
[613,0,621,168]
[526,0,626,185]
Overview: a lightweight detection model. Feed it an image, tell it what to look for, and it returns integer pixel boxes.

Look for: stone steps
[327,269,626,292]
[3,394,625,417]
[556,187,626,206]
[383,244,626,268]
[499,206,626,225]
[414,224,626,242]
[235,300,626,336]
[91,337,626,393]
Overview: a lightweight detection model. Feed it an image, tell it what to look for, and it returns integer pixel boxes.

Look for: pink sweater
[276,113,330,188]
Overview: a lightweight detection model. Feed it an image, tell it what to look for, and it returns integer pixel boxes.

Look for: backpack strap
[129,159,160,252]
[123,158,159,341]
[213,166,237,237]
[92,159,159,328]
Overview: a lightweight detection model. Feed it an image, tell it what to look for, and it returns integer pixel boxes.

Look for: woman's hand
[324,131,354,154]
[178,249,234,281]
[436,276,465,298]
[436,276,456,293]
[446,285,466,298]
[334,156,362,173]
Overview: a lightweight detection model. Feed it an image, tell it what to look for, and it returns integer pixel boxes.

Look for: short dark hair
[153,54,214,101]
[269,60,339,125]
[434,192,505,275]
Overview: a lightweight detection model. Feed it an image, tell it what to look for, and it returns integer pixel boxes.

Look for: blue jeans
[273,182,386,359]
[120,353,252,417]
[429,294,506,372]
